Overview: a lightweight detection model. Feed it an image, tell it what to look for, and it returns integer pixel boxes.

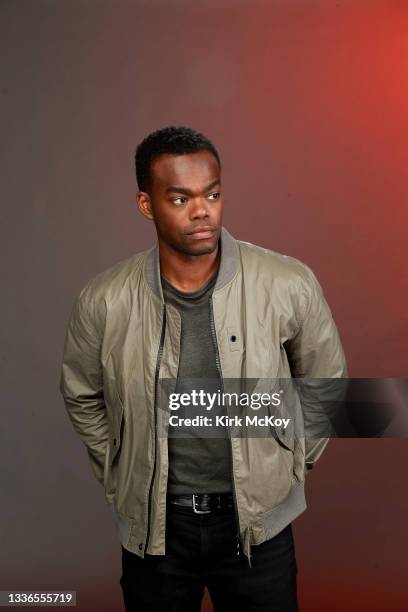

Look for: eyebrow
[165,179,221,196]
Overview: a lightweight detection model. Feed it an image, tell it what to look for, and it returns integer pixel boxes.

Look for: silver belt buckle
[192,494,212,514]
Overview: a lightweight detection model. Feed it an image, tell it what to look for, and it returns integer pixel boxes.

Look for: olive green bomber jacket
[59,226,347,562]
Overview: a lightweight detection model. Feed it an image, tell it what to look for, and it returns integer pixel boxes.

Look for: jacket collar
[142,225,240,303]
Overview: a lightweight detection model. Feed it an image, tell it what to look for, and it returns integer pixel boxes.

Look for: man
[60,126,347,611]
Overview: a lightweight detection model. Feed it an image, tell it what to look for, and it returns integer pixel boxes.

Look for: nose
[189,196,210,220]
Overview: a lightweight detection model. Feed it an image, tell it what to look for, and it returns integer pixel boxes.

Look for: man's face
[138,150,223,256]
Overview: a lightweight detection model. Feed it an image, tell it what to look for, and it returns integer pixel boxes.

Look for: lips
[187,227,216,239]
[187,226,215,235]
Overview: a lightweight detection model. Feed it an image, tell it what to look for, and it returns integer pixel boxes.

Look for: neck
[158,239,221,292]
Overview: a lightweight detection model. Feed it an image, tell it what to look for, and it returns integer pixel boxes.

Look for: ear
[136,192,154,221]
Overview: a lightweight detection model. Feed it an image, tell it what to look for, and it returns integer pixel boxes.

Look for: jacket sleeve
[59,288,109,486]
[285,264,348,472]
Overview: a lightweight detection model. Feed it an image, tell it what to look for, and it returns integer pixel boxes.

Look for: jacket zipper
[144,303,167,554]
[209,295,242,556]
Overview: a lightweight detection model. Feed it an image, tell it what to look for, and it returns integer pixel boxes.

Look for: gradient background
[1,0,407,610]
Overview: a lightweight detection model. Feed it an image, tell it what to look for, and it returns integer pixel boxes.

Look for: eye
[172,196,187,205]
[208,192,220,201]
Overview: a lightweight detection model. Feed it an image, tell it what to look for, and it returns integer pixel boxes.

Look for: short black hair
[135,125,221,192]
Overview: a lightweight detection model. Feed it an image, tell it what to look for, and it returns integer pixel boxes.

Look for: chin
[192,235,220,252]
[177,229,220,256]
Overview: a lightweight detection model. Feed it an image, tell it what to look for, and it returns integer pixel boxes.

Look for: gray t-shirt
[161,270,232,495]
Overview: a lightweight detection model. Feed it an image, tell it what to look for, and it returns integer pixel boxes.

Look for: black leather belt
[167,493,234,514]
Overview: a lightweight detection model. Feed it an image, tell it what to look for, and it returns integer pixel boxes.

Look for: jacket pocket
[266,377,296,454]
[104,382,124,498]
[274,431,295,454]
[109,385,124,465]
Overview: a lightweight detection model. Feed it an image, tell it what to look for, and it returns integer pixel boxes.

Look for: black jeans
[120,505,298,612]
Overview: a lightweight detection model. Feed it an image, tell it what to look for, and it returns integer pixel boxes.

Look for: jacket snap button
[230,335,237,342]
[139,543,143,550]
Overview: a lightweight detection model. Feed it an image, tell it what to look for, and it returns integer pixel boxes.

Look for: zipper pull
[236,534,241,557]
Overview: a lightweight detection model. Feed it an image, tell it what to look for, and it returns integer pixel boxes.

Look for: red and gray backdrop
[1,0,407,610]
